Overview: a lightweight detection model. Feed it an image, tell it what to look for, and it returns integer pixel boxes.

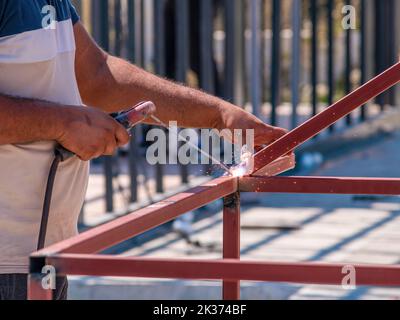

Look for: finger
[255,127,288,147]
[115,124,130,147]
[104,138,118,156]
[272,127,289,139]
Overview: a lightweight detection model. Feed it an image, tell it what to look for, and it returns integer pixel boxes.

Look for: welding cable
[36,149,65,250]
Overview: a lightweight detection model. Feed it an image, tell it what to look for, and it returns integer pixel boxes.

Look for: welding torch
[37,101,156,250]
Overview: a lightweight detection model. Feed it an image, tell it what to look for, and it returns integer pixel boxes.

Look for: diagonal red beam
[46,254,400,286]
[252,62,400,173]
[239,176,400,195]
[252,154,296,177]
[32,177,237,256]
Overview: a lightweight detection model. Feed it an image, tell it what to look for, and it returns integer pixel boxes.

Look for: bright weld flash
[229,145,254,177]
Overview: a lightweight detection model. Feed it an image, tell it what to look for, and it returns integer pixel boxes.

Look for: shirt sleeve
[67,0,80,25]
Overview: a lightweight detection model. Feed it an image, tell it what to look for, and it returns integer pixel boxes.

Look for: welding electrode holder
[37,102,156,250]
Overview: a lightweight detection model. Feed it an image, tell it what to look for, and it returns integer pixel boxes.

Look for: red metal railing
[28,62,400,300]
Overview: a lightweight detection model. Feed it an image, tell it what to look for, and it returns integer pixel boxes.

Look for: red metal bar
[239,176,400,195]
[28,274,53,301]
[223,193,241,300]
[33,177,238,256]
[28,63,400,299]
[252,154,296,177]
[252,62,400,173]
[47,254,400,286]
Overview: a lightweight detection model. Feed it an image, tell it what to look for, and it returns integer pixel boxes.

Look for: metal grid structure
[72,0,400,216]
[28,62,400,300]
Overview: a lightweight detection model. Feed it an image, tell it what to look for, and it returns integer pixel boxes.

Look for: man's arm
[0,94,129,160]
[0,95,63,145]
[74,23,287,147]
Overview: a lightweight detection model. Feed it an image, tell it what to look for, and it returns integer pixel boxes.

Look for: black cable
[35,103,154,250]
[37,151,63,250]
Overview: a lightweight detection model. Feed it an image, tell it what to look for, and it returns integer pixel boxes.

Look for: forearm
[74,22,287,148]
[81,54,238,129]
[0,94,63,145]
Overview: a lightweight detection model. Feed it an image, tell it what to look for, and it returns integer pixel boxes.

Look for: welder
[0,0,286,300]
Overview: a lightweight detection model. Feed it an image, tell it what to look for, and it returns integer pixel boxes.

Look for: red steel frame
[29,62,400,300]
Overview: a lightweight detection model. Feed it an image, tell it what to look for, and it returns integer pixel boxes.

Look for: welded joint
[223,191,240,209]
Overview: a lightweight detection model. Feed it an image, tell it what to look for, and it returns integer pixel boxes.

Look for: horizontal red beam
[33,177,237,256]
[252,62,400,173]
[239,176,400,195]
[47,254,400,286]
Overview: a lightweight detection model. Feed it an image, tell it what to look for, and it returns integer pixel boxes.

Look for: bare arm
[0,94,65,145]
[74,23,287,146]
[0,94,129,160]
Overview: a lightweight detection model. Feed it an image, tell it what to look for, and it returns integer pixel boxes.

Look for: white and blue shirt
[0,0,89,274]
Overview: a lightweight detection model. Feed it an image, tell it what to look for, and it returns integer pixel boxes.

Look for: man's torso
[0,0,89,274]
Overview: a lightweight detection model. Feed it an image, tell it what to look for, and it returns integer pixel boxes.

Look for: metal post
[396,0,400,106]
[154,0,166,193]
[270,0,281,126]
[114,0,122,57]
[139,0,146,68]
[28,273,53,300]
[233,0,246,107]
[91,0,109,51]
[222,192,241,300]
[374,0,396,108]
[223,0,235,103]
[176,0,190,184]
[327,0,335,131]
[310,0,318,117]
[360,0,367,121]
[128,138,138,203]
[291,0,302,129]
[345,0,352,125]
[91,0,114,213]
[127,0,136,61]
[200,0,215,175]
[200,0,215,95]
[250,0,262,119]
[175,0,189,85]
[224,0,245,106]
[104,157,114,213]
[127,0,139,203]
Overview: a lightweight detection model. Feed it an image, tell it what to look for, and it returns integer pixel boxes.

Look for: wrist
[214,101,237,131]
[45,104,74,142]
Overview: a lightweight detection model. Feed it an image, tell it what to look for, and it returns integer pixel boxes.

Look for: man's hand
[218,106,288,148]
[56,106,130,161]
[73,22,287,149]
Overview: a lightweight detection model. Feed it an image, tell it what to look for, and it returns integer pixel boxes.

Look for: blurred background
[68,0,400,300]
